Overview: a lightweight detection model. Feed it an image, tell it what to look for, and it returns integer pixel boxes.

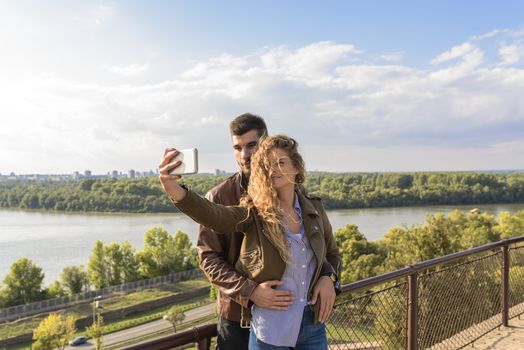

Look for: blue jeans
[248,306,328,350]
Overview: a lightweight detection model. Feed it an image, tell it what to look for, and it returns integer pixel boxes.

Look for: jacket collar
[296,191,319,217]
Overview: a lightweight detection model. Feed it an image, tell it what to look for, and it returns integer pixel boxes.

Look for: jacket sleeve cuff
[319,257,336,277]
[169,185,191,204]
[238,278,259,308]
[319,258,342,295]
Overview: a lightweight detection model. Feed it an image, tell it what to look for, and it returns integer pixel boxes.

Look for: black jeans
[216,316,250,350]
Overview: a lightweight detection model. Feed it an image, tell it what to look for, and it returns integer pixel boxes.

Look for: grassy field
[0,278,211,349]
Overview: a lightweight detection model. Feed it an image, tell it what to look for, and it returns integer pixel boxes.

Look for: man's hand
[158,148,187,202]
[311,276,336,323]
[249,280,294,310]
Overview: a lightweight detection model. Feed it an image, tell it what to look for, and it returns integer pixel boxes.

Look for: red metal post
[197,337,212,350]
[407,273,418,350]
[501,244,509,327]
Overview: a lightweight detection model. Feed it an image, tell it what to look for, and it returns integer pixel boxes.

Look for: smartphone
[168,148,198,175]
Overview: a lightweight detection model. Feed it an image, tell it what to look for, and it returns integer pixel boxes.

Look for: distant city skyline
[1,1,524,174]
[0,167,235,180]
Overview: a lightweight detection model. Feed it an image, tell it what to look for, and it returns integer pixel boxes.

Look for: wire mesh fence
[0,268,203,323]
[508,244,524,318]
[326,240,524,350]
[418,252,501,349]
[327,282,407,350]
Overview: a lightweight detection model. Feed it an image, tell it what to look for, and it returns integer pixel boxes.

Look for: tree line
[336,208,524,285]
[0,228,197,308]
[1,172,524,213]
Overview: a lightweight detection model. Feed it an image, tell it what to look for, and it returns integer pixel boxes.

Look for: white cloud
[107,63,150,77]
[511,27,524,37]
[380,51,404,62]
[93,4,115,25]
[72,3,116,26]
[429,47,484,81]
[498,42,523,65]
[2,35,524,174]
[431,43,476,65]
[470,29,509,41]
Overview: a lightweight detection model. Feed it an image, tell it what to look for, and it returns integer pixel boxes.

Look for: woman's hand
[158,147,187,202]
[311,276,336,323]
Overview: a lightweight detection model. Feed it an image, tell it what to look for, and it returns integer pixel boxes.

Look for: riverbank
[2,203,524,284]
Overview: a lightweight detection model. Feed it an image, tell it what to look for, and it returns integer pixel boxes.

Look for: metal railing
[123,236,524,350]
[328,236,524,350]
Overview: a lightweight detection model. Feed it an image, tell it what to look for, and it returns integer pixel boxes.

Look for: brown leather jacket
[192,173,341,322]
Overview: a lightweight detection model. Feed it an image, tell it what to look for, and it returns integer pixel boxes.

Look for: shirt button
[302,248,305,251]
[302,281,305,285]
[300,298,304,302]
[302,265,306,268]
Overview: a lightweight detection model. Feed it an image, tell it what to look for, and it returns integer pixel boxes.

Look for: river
[1,203,523,284]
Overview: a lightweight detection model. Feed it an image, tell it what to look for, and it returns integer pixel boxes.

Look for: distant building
[128,169,135,178]
[84,170,92,178]
[112,170,119,178]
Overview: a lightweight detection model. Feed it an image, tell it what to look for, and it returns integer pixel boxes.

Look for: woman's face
[269,148,298,191]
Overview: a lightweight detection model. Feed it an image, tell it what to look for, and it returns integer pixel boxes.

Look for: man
[197,113,340,350]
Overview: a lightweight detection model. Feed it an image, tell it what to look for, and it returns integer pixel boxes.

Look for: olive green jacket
[175,189,341,324]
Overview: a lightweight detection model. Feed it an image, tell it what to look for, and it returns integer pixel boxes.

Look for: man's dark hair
[229,113,268,137]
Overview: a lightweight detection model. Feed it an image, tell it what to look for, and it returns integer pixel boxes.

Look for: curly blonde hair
[240,135,306,263]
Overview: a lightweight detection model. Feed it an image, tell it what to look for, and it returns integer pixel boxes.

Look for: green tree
[461,212,499,249]
[496,210,524,239]
[32,313,76,350]
[2,257,44,306]
[119,241,142,282]
[209,284,218,315]
[173,230,198,270]
[335,224,384,283]
[88,240,109,289]
[164,306,186,332]
[60,265,89,295]
[381,226,421,271]
[105,243,123,286]
[46,281,67,298]
[0,287,7,308]
[86,314,105,350]
[138,227,180,277]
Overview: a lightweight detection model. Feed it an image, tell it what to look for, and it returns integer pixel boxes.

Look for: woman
[159,135,340,349]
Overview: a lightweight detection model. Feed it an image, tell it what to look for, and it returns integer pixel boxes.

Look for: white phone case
[169,148,198,175]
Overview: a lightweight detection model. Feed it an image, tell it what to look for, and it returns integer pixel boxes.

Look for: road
[64,303,215,350]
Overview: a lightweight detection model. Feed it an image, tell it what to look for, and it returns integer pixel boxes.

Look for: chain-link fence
[419,253,501,349]
[509,244,524,319]
[328,282,407,350]
[326,239,524,350]
[0,268,203,323]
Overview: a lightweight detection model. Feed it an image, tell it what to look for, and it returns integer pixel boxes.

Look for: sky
[1,0,524,175]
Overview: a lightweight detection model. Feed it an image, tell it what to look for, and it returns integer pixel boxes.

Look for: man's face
[231,129,261,175]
